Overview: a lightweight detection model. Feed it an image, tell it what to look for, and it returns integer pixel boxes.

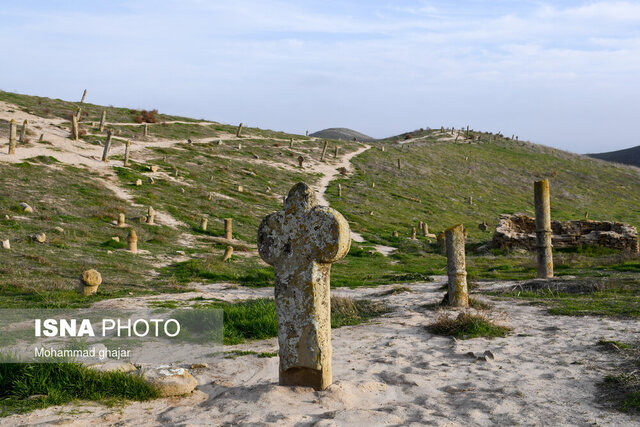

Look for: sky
[1,0,639,153]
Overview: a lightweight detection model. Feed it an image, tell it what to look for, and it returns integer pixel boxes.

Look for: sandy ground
[4,277,639,426]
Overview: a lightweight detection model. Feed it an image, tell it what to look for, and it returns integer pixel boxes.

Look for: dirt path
[5,278,639,426]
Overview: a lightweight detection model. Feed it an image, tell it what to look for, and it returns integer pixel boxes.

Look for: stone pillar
[222,245,233,262]
[236,122,243,137]
[445,224,469,307]
[392,230,399,237]
[8,119,16,155]
[38,134,44,143]
[298,155,304,168]
[71,116,79,141]
[127,229,138,253]
[422,222,428,237]
[257,182,350,390]
[305,130,309,136]
[437,232,446,255]
[80,89,87,104]
[397,159,401,169]
[123,140,131,166]
[20,120,27,142]
[411,227,417,240]
[118,213,126,227]
[76,107,82,121]
[371,182,375,188]
[290,138,293,148]
[534,179,553,278]
[418,221,423,231]
[143,123,148,138]
[320,140,328,162]
[337,183,342,197]
[99,110,106,132]
[147,206,155,225]
[224,218,233,240]
[200,217,208,231]
[102,130,112,162]
[468,196,473,205]
[334,146,339,158]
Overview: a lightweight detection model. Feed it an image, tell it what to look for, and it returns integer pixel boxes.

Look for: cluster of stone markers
[255,179,554,390]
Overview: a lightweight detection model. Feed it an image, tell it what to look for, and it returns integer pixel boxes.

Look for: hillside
[310,127,376,142]
[0,90,639,309]
[588,144,640,168]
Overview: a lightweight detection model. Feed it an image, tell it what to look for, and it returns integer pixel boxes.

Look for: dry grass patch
[427,312,511,339]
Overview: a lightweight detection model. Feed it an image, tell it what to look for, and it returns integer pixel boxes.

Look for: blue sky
[1,0,639,153]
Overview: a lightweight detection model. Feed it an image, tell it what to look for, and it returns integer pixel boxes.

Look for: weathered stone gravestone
[445,224,469,307]
[534,179,553,278]
[257,182,351,390]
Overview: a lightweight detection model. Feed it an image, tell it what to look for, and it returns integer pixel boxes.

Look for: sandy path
[6,278,639,426]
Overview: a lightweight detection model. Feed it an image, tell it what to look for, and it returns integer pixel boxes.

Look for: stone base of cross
[258,182,351,390]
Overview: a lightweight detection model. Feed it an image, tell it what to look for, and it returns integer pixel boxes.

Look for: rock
[190,363,208,369]
[478,222,488,232]
[33,232,46,243]
[88,361,137,373]
[148,177,155,184]
[2,240,10,249]
[54,226,64,233]
[237,185,243,192]
[135,179,142,186]
[492,213,639,253]
[111,236,120,242]
[19,202,33,213]
[150,165,159,172]
[144,366,197,397]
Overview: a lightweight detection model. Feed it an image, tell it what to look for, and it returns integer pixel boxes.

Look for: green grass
[491,276,640,318]
[597,338,631,350]
[426,312,512,339]
[0,362,158,417]
[174,297,390,345]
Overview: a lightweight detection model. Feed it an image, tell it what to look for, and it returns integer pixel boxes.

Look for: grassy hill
[588,145,640,168]
[0,90,639,309]
[310,127,376,142]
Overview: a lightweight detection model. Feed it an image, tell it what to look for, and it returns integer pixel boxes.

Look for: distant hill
[588,145,640,168]
[310,128,376,142]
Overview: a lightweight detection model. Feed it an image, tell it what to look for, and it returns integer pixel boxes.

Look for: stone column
[298,155,304,168]
[334,146,339,158]
[38,134,44,143]
[224,218,233,240]
[320,140,328,162]
[411,227,417,240]
[101,130,112,161]
[222,245,233,262]
[80,89,87,104]
[143,123,148,138]
[20,120,27,142]
[534,179,553,278]
[71,116,79,141]
[8,119,16,155]
[99,110,106,132]
[236,122,243,137]
[337,183,342,197]
[437,232,446,255]
[200,217,208,231]
[445,224,469,307]
[257,182,350,390]
[117,213,126,227]
[128,229,138,253]
[147,206,155,225]
[290,138,293,148]
[123,140,131,166]
[397,159,401,169]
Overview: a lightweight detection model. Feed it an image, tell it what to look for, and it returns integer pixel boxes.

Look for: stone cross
[445,224,469,307]
[534,179,553,278]
[236,122,243,137]
[257,182,351,390]
[123,140,131,166]
[8,119,16,155]
[99,110,106,132]
[224,218,233,240]
[102,130,112,161]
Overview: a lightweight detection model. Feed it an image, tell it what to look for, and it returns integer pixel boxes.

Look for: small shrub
[427,312,511,339]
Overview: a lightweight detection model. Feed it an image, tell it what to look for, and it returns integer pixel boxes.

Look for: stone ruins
[534,179,553,278]
[257,182,350,390]
[492,214,639,253]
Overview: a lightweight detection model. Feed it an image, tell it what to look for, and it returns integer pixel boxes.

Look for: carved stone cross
[258,182,351,390]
